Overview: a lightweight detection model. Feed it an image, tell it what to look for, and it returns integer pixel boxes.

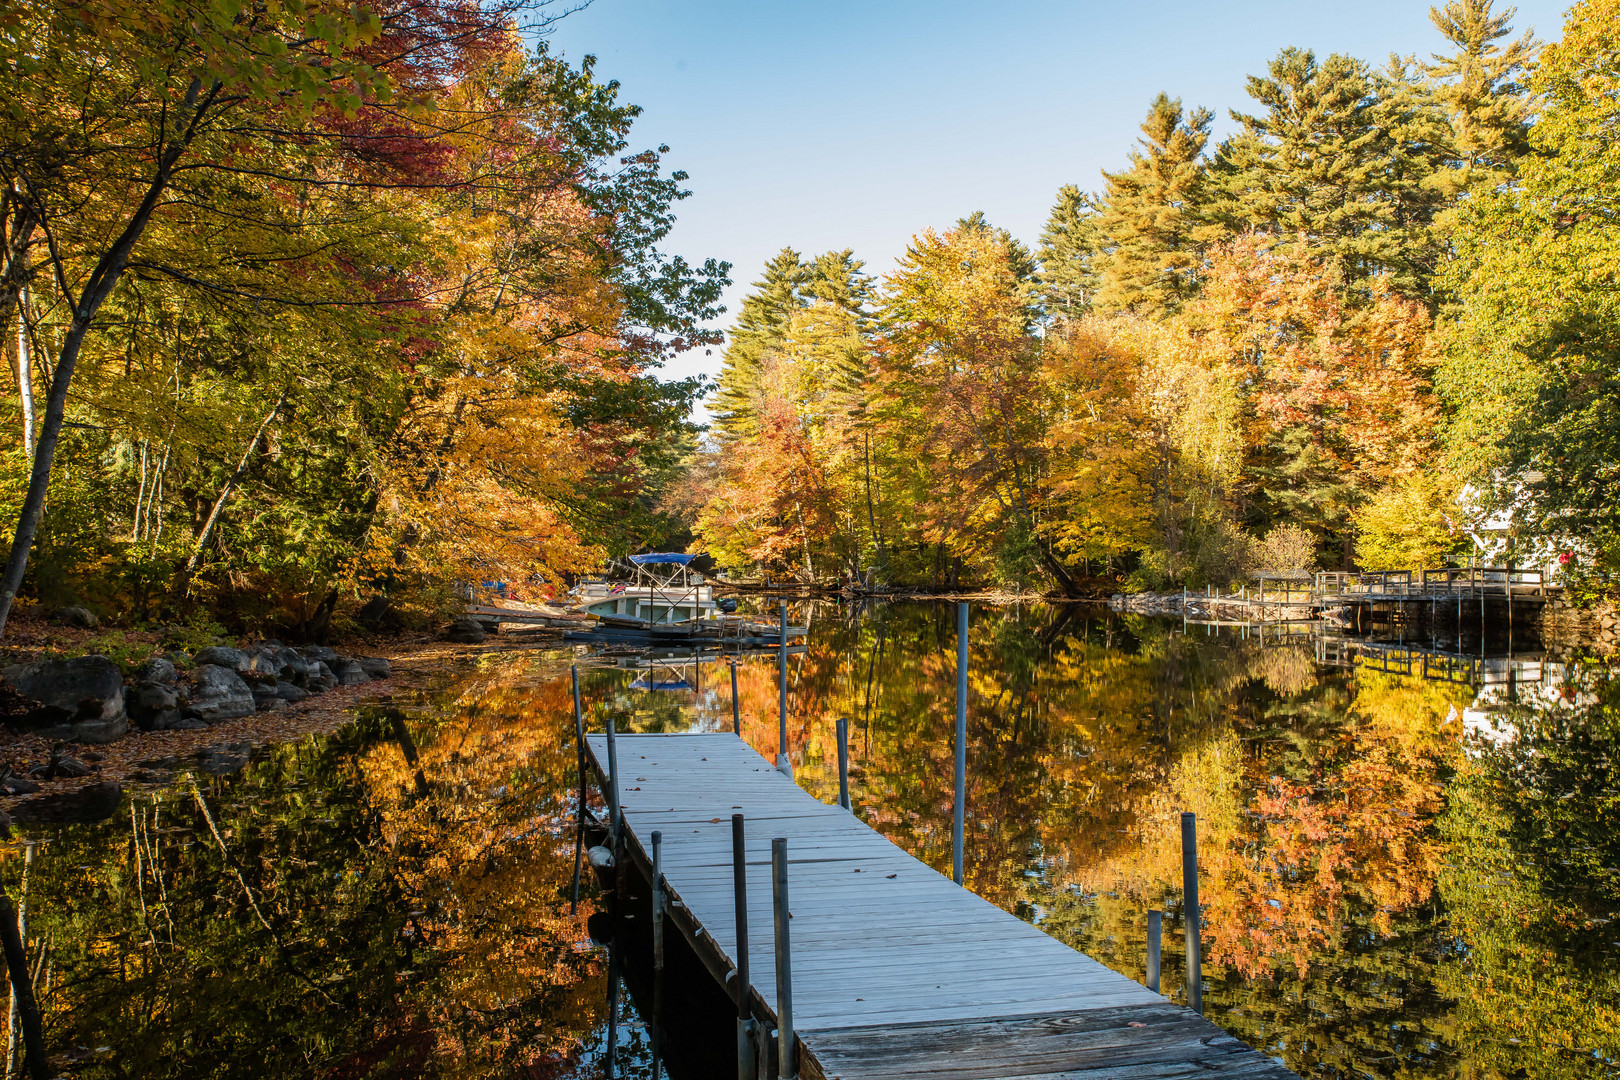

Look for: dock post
[1146,909,1162,994]
[772,837,797,1079]
[731,659,741,736]
[836,717,851,810]
[570,665,585,915]
[651,829,664,1079]
[606,719,621,854]
[732,814,757,1080]
[777,603,792,777]
[953,601,968,886]
[652,830,665,972]
[1181,812,1203,1014]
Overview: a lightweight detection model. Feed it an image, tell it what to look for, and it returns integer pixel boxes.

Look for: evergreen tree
[1036,184,1102,323]
[712,248,806,437]
[1213,49,1448,298]
[1093,94,1222,316]
[1423,0,1540,196]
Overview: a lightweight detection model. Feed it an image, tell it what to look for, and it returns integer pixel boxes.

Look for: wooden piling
[733,813,756,1079]
[953,602,968,886]
[1181,813,1203,1015]
[836,716,850,811]
[1146,910,1162,994]
[773,837,798,1079]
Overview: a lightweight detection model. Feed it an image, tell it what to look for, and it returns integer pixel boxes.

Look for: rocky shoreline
[1,640,391,750]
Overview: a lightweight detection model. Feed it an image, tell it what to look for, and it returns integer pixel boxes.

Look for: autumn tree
[1438,0,1620,591]
[1179,236,1437,562]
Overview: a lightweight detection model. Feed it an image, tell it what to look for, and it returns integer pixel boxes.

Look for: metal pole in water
[652,831,665,972]
[772,837,797,1079]
[571,665,585,915]
[953,601,968,886]
[1181,812,1203,1014]
[836,716,851,811]
[651,829,664,1080]
[732,814,756,1080]
[1146,909,1162,994]
[731,659,741,736]
[777,603,792,776]
[605,719,621,854]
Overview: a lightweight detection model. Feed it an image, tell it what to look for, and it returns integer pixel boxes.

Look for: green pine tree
[1093,94,1222,317]
[1423,0,1540,196]
[712,248,807,437]
[1213,48,1448,298]
[1036,184,1102,324]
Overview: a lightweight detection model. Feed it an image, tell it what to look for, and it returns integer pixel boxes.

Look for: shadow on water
[2,601,1617,1078]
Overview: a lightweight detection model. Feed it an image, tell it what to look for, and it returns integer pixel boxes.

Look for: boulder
[302,645,339,664]
[49,605,99,629]
[193,646,249,672]
[127,681,181,731]
[355,656,390,680]
[0,656,129,743]
[138,657,178,686]
[445,617,486,644]
[0,774,39,796]
[244,651,284,682]
[181,664,255,723]
[331,659,370,686]
[305,661,338,692]
[274,680,309,702]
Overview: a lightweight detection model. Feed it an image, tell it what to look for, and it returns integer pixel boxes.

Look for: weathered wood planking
[584,732,1298,1080]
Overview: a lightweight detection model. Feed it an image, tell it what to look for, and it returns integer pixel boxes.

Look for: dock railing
[1313,566,1546,600]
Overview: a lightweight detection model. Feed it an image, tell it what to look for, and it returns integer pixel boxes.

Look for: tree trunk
[13,285,31,459]
[0,825,44,1080]
[0,313,93,636]
[0,76,214,637]
[185,392,285,575]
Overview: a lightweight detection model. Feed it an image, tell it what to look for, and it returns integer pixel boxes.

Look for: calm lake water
[8,601,1619,1078]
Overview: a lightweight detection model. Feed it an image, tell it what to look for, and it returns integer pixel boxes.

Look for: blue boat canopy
[628,552,700,566]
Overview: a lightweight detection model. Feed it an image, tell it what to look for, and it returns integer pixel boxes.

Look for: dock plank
[585,732,1297,1080]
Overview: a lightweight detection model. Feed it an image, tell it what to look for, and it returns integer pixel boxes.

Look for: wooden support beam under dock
[584,732,1297,1079]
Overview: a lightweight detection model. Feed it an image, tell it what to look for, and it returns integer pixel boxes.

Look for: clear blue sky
[543,0,1567,392]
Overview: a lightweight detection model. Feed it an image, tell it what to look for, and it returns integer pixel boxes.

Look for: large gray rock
[273,680,309,702]
[193,646,249,672]
[49,605,98,629]
[445,617,486,644]
[181,664,255,723]
[331,659,370,686]
[355,656,390,680]
[305,661,337,692]
[138,657,178,686]
[0,656,128,743]
[301,645,338,664]
[127,681,180,731]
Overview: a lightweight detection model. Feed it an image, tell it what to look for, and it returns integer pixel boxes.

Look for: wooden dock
[584,731,1296,1079]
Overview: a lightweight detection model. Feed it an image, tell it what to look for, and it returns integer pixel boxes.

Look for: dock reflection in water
[5,601,1617,1078]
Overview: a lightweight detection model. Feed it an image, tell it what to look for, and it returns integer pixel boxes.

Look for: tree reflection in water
[3,602,1615,1079]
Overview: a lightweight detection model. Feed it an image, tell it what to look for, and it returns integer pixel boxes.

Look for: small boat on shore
[467,554,807,646]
